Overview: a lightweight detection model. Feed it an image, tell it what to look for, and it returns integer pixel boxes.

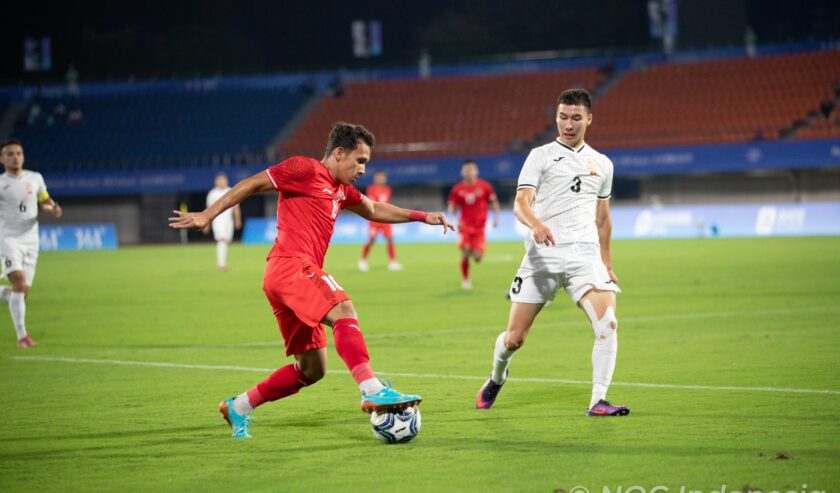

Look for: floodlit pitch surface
[1,237,838,492]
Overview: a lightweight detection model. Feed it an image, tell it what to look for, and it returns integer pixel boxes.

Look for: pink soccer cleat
[586,399,629,416]
[16,335,38,348]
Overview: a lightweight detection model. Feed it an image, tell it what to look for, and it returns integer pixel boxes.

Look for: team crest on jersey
[25,182,34,195]
[338,190,346,201]
[586,158,599,176]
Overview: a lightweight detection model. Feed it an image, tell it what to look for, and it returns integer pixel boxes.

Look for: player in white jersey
[0,139,63,348]
[475,89,629,416]
[205,173,241,271]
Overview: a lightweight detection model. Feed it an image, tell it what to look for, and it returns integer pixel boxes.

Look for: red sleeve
[266,157,315,195]
[485,181,497,202]
[341,185,363,209]
[448,185,461,206]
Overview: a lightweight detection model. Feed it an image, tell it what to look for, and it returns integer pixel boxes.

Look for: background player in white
[474,89,629,416]
[0,139,62,348]
[205,172,241,271]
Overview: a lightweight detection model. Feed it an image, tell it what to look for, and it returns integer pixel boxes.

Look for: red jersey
[365,184,392,204]
[448,179,497,228]
[265,156,363,267]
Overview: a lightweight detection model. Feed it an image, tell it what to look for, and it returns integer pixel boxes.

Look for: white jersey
[517,139,613,245]
[207,186,234,241]
[207,186,233,225]
[0,170,48,247]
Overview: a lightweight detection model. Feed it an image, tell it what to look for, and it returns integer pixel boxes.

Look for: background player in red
[169,122,453,439]
[447,159,500,290]
[358,170,403,272]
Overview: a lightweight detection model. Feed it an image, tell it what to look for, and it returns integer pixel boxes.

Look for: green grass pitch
[0,237,838,492]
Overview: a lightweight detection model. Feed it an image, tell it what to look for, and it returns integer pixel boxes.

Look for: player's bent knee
[505,334,525,351]
[593,306,618,340]
[581,299,617,340]
[302,367,326,383]
[330,300,357,321]
[298,361,327,382]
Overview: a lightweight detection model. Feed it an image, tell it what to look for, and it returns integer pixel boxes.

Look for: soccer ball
[370,406,421,444]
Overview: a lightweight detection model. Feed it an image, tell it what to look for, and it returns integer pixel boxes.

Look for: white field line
[196,304,840,347]
[11,355,840,396]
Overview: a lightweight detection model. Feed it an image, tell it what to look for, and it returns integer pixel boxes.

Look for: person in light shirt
[474,89,629,417]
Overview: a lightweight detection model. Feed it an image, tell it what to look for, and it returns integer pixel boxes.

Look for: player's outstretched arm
[348,196,455,234]
[513,188,554,246]
[169,172,273,231]
[596,199,619,283]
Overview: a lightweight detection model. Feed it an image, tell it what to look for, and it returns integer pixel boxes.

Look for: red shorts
[368,222,393,238]
[458,225,486,253]
[262,255,350,356]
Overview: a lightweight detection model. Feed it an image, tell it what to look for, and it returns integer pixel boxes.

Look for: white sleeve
[517,148,543,191]
[206,191,213,208]
[37,173,48,199]
[598,157,614,200]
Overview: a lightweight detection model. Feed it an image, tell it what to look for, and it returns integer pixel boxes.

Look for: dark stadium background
[0,0,838,245]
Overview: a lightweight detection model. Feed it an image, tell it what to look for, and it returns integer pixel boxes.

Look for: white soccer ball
[370,406,421,444]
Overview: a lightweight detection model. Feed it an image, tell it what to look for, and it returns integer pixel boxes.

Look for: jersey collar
[555,139,587,153]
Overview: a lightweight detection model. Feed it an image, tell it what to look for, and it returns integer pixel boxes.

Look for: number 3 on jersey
[570,177,582,193]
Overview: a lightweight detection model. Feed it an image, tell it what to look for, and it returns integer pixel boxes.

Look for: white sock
[9,291,27,340]
[232,392,254,416]
[217,241,228,268]
[0,286,10,302]
[588,308,618,409]
[360,377,385,396]
[491,331,515,384]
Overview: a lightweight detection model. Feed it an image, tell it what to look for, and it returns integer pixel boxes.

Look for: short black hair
[325,122,375,157]
[462,159,478,167]
[557,88,592,112]
[0,138,23,152]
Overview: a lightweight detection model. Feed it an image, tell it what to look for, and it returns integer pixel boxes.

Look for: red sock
[386,241,396,261]
[361,241,373,260]
[461,257,470,280]
[254,362,313,404]
[333,318,376,384]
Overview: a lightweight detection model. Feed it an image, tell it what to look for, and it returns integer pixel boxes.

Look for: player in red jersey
[447,160,500,289]
[358,170,402,272]
[169,122,453,438]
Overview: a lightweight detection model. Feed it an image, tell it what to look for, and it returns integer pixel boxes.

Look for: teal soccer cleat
[219,397,252,438]
[361,387,422,414]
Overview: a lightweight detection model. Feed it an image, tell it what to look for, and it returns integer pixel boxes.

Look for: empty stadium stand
[11,87,309,171]
[280,68,607,159]
[796,106,840,140]
[587,50,840,149]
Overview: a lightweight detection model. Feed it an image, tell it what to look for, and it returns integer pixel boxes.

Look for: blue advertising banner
[39,223,118,251]
[243,202,840,245]
[43,139,840,196]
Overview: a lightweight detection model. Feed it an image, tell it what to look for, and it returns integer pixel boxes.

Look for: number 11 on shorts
[321,275,344,292]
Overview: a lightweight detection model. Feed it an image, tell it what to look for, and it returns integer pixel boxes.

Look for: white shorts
[2,240,38,286]
[212,219,234,242]
[509,243,620,305]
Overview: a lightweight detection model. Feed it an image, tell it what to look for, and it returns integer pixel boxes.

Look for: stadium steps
[792,96,840,140]
[266,89,324,162]
[0,102,24,141]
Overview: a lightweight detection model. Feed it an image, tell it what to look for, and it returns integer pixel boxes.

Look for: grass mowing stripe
[12,355,840,395]
[134,304,838,347]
